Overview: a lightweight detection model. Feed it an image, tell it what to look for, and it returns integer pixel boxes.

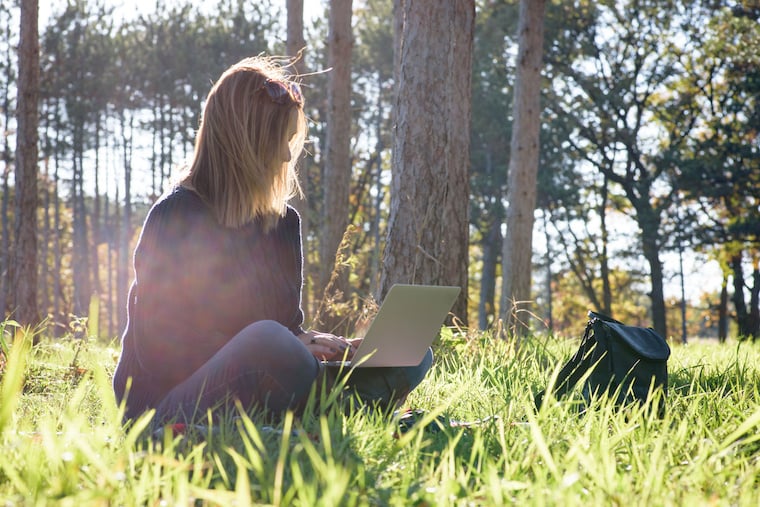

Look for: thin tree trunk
[0,14,13,318]
[599,174,612,315]
[478,148,499,330]
[369,84,385,294]
[479,217,501,330]
[151,103,158,197]
[92,115,103,301]
[105,142,113,338]
[0,81,11,318]
[678,232,688,344]
[286,0,311,316]
[118,111,134,333]
[639,205,667,339]
[53,106,63,332]
[500,0,546,337]
[39,122,50,319]
[730,254,749,337]
[114,182,122,335]
[286,0,306,65]
[749,259,759,341]
[0,162,9,318]
[72,131,91,317]
[13,0,40,327]
[318,0,353,331]
[543,213,553,332]
[718,274,728,343]
[393,0,403,79]
[163,107,173,190]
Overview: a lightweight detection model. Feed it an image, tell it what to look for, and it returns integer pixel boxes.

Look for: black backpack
[535,311,671,416]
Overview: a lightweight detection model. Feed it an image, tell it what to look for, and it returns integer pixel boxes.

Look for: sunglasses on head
[261,79,303,106]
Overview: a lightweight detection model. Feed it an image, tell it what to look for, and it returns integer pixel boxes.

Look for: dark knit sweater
[113,186,305,419]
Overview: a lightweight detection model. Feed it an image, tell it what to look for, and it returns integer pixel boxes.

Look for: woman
[112,56,432,425]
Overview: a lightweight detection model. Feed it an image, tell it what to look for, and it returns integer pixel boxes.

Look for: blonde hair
[180,56,307,230]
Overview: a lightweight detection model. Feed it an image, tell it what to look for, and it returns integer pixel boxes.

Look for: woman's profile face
[281,111,299,163]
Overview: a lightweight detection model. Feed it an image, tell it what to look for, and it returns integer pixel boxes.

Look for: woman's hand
[299,331,357,361]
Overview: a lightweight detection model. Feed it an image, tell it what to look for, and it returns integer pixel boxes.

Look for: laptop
[323,284,461,368]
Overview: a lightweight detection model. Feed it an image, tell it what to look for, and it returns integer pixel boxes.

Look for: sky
[37,0,325,27]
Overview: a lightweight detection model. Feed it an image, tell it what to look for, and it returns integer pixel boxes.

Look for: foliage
[1,322,760,504]
[661,2,760,339]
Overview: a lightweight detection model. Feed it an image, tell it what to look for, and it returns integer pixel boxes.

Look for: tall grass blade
[0,329,32,434]
[88,293,100,340]
[718,407,760,450]
[273,411,294,506]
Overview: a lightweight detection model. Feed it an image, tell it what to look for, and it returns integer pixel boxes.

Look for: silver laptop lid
[331,284,460,368]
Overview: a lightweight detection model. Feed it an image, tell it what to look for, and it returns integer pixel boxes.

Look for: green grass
[1,323,759,506]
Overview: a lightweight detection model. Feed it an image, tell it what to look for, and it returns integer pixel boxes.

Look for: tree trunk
[105,164,113,338]
[379,0,474,324]
[52,110,63,333]
[40,134,50,319]
[718,274,728,343]
[638,205,667,339]
[91,115,103,304]
[749,258,759,341]
[0,14,13,319]
[542,213,553,332]
[369,83,386,294]
[478,149,501,330]
[599,175,612,315]
[0,94,11,319]
[0,161,9,319]
[286,0,311,316]
[72,134,91,317]
[500,0,546,336]
[13,0,40,327]
[286,0,306,70]
[730,254,749,338]
[118,111,134,333]
[318,0,353,330]
[479,217,501,330]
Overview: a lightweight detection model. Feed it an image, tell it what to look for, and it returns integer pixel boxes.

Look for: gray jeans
[152,320,433,425]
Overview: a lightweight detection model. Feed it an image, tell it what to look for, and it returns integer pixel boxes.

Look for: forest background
[1,0,759,344]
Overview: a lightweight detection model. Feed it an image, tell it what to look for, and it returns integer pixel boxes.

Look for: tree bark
[0,15,13,318]
[379,0,474,324]
[479,217,502,330]
[72,131,91,317]
[599,175,612,315]
[730,254,749,338]
[286,0,311,316]
[117,111,133,333]
[286,0,306,67]
[542,213,553,332]
[0,161,9,319]
[749,259,759,341]
[13,0,40,327]
[638,204,667,339]
[500,0,546,336]
[718,274,728,343]
[318,0,353,330]
[52,110,63,332]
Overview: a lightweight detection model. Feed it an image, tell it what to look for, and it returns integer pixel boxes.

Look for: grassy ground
[1,321,759,506]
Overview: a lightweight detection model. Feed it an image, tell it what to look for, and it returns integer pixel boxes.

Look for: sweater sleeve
[281,206,306,336]
[129,192,224,386]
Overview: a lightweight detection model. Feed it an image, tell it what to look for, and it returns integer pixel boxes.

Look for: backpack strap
[534,321,595,410]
